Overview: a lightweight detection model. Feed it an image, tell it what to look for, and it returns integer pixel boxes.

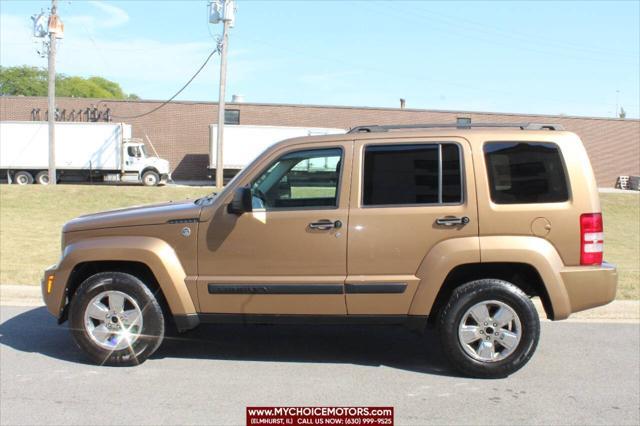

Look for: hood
[146,156,170,174]
[63,199,202,233]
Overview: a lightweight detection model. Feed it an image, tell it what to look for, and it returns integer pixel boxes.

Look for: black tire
[142,170,160,187]
[14,171,34,185]
[68,272,165,366]
[438,279,540,378]
[35,171,50,185]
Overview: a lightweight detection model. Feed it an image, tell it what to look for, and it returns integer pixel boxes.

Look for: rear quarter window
[484,142,569,204]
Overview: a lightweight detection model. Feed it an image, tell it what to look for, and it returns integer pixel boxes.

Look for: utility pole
[47,0,59,185]
[208,0,234,191]
[215,17,230,191]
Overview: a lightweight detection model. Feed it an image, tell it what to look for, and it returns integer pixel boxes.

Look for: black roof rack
[347,122,564,133]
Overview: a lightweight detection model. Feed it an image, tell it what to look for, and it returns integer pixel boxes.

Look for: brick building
[1,96,638,186]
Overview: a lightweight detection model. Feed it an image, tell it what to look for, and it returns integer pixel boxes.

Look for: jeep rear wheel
[68,272,165,366]
[438,279,540,378]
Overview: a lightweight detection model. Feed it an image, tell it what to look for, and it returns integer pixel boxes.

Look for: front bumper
[41,264,68,318]
[561,261,618,314]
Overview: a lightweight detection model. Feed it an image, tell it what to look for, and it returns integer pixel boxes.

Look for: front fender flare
[45,236,196,318]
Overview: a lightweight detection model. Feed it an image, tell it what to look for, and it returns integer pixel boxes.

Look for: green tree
[57,76,114,99]
[0,65,138,99]
[86,76,127,98]
[0,66,48,96]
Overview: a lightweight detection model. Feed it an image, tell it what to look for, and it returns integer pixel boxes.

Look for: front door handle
[436,216,470,226]
[309,220,342,230]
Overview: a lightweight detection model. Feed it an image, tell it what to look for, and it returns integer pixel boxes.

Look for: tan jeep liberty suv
[41,122,617,378]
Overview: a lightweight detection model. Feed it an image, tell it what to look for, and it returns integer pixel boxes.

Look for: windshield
[139,145,148,157]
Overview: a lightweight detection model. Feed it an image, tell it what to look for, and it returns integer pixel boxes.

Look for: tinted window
[363,144,462,205]
[224,109,240,125]
[252,148,342,209]
[442,144,462,203]
[484,142,569,204]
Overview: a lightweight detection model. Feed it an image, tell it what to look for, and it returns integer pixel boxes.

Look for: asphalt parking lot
[1,305,638,426]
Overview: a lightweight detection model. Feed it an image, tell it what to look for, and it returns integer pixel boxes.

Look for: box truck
[208,124,345,180]
[0,121,170,186]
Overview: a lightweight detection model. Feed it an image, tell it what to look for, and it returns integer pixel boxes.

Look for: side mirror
[227,186,253,215]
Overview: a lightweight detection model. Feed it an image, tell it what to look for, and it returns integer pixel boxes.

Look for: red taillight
[580,213,603,265]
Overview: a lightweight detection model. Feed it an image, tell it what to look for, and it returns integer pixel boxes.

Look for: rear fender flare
[478,236,571,319]
[408,236,571,320]
[409,237,481,316]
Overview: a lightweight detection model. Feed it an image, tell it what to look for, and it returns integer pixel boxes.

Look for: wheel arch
[426,262,554,326]
[46,236,197,322]
[140,167,159,178]
[409,235,571,321]
[61,260,169,322]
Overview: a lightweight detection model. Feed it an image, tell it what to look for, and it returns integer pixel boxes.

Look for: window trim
[359,141,466,208]
[250,146,345,212]
[483,140,572,205]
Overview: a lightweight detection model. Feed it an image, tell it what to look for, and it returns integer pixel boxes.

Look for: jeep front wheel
[438,279,540,378]
[68,272,165,366]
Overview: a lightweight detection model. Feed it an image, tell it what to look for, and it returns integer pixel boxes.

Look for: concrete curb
[1,284,638,321]
[1,285,45,307]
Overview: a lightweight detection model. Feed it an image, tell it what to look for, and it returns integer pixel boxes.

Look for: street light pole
[215,16,230,191]
[47,0,58,185]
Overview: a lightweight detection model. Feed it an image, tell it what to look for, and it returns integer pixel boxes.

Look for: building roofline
[2,95,638,123]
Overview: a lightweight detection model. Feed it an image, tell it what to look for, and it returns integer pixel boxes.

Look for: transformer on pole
[208,0,235,191]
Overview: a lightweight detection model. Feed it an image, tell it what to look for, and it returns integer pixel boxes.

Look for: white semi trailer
[0,121,170,186]
[208,124,345,180]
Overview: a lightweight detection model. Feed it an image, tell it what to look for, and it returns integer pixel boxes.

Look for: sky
[1,0,639,119]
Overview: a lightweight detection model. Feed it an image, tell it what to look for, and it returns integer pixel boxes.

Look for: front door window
[251,148,342,210]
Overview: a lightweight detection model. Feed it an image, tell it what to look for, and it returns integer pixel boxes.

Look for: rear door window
[484,142,569,204]
[363,143,463,206]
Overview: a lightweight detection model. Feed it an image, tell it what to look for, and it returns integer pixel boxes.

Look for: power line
[109,47,219,119]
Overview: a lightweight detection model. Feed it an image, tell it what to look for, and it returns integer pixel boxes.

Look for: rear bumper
[561,262,618,314]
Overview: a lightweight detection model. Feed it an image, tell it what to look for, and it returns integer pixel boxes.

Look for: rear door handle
[309,220,342,230]
[436,216,470,226]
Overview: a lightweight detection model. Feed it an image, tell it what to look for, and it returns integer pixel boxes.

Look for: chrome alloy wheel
[458,300,522,363]
[83,290,144,351]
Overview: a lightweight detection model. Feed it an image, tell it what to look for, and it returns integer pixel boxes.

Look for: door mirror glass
[227,186,253,215]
